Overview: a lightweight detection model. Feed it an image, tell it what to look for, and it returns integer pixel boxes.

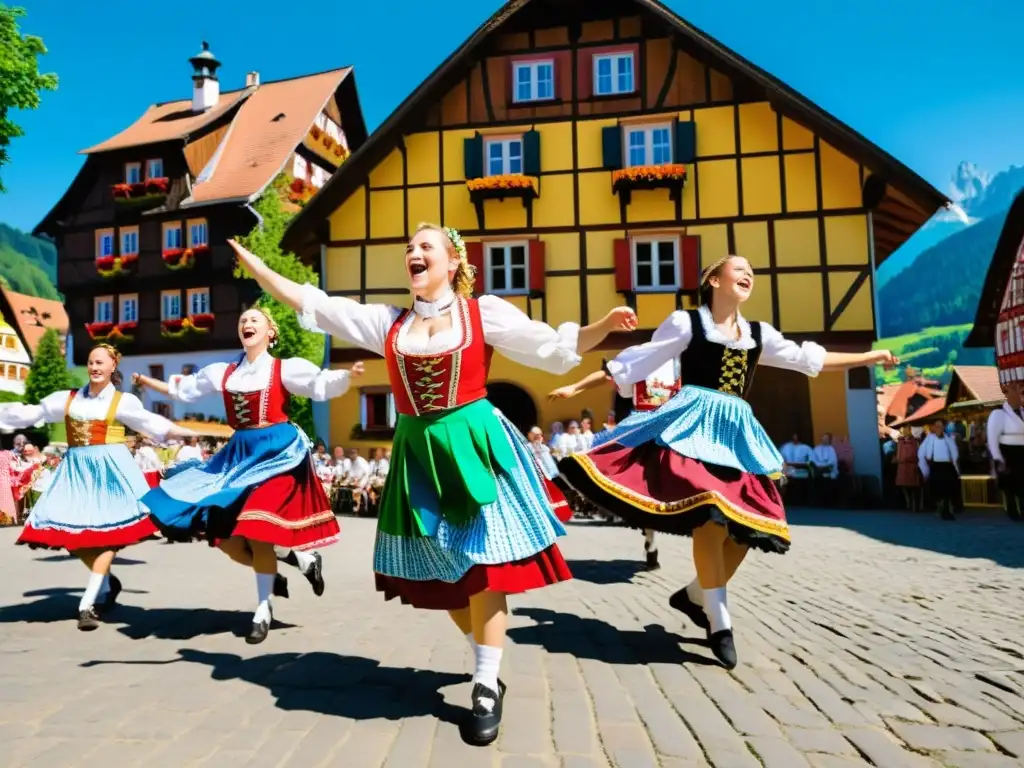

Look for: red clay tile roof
[951,365,1003,404]
[80,89,251,154]
[884,380,943,422]
[1,288,69,357]
[184,68,351,206]
[890,395,947,428]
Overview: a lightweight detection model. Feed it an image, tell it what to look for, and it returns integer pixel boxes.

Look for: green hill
[0,223,59,299]
[873,324,995,386]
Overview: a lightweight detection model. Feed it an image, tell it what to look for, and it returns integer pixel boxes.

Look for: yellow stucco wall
[318,100,871,449]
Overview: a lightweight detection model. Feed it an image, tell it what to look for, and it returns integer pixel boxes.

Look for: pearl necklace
[413,288,455,318]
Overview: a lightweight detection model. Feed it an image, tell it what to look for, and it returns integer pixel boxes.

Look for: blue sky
[3,0,1024,232]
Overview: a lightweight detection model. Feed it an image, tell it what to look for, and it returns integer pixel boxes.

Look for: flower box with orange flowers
[466,174,539,202]
[95,253,138,279]
[288,178,317,207]
[611,164,688,203]
[162,245,209,271]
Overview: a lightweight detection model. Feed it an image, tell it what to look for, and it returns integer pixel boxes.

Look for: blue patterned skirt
[17,444,157,551]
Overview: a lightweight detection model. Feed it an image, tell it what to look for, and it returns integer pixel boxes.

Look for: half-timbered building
[282,0,949,486]
[35,43,366,420]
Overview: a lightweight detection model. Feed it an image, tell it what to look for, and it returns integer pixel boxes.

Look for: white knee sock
[703,587,731,634]
[254,573,274,624]
[292,550,316,574]
[473,644,502,696]
[644,530,657,552]
[685,578,704,607]
[79,572,105,612]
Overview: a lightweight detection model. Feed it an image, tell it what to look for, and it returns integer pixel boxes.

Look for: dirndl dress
[143,354,341,550]
[9,389,158,550]
[560,307,826,554]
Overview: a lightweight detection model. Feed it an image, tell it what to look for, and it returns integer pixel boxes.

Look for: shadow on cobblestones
[85,648,468,724]
[791,508,1024,567]
[0,591,297,639]
[563,558,648,584]
[509,607,718,667]
[29,554,147,565]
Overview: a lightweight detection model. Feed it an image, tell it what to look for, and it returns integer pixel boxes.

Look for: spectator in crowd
[811,433,839,504]
[919,418,960,521]
[780,433,814,505]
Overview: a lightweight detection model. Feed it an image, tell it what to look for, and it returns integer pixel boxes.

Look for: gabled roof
[965,189,1024,347]
[946,365,1002,405]
[36,67,366,236]
[79,89,251,155]
[0,287,69,358]
[282,0,948,254]
[890,395,947,428]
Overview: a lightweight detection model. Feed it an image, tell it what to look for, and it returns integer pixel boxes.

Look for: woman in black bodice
[558,255,896,668]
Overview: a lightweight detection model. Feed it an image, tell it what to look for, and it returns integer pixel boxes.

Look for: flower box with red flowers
[95,255,116,270]
[161,318,184,333]
[85,321,115,338]
[145,176,170,194]
[96,253,138,278]
[161,248,185,263]
[611,164,688,204]
[111,183,133,199]
[189,313,215,330]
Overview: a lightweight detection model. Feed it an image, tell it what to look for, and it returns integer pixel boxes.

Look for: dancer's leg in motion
[221,538,290,600]
[246,539,278,644]
[275,545,325,596]
[669,531,748,639]
[449,606,477,656]
[643,529,660,570]
[691,522,738,668]
[466,591,507,742]
[73,548,118,630]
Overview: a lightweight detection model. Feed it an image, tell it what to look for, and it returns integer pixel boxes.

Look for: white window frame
[186,288,211,317]
[119,294,139,324]
[120,227,139,256]
[94,296,114,324]
[96,229,114,258]
[593,52,635,96]
[163,223,183,251]
[188,219,208,248]
[512,60,555,103]
[360,389,397,431]
[484,136,523,176]
[631,235,680,292]
[293,154,308,180]
[146,158,164,179]
[124,162,142,184]
[624,123,673,168]
[485,241,530,296]
[161,290,182,321]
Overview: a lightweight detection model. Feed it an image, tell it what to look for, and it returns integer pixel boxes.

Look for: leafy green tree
[236,176,325,440]
[0,5,58,193]
[23,328,69,441]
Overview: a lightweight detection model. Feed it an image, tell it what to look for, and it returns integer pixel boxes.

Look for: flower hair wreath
[443,226,467,261]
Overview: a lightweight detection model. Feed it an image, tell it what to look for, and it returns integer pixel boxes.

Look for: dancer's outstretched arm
[229,239,305,311]
[548,370,610,401]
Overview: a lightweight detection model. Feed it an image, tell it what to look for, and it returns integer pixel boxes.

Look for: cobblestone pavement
[2,509,1024,767]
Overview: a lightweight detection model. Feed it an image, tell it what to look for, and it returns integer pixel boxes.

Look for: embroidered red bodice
[385,297,493,416]
[221,356,290,429]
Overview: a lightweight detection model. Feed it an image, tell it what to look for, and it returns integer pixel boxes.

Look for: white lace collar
[413,288,456,318]
[696,305,756,350]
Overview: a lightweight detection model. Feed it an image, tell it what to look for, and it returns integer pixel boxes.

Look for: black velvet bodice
[679,309,763,399]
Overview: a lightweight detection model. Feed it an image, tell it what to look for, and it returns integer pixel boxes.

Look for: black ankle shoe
[304,552,325,597]
[273,573,289,598]
[668,587,710,631]
[245,620,269,644]
[77,607,100,632]
[96,574,122,615]
[645,549,660,570]
[709,629,738,669]
[463,679,506,747]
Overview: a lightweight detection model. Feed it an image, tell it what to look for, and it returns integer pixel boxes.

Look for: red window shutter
[465,241,485,295]
[681,236,700,291]
[365,394,375,428]
[614,238,633,292]
[529,239,546,293]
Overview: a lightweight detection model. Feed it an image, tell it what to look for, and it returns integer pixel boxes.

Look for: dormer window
[594,52,635,96]
[125,162,142,184]
[513,60,554,103]
[146,158,164,179]
[625,124,673,167]
[485,137,522,176]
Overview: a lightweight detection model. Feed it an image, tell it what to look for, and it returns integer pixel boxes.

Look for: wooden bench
[960,474,1002,508]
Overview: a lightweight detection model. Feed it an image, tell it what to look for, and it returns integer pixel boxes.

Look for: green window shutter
[673,120,696,164]
[523,129,541,176]
[602,125,623,170]
[464,132,484,179]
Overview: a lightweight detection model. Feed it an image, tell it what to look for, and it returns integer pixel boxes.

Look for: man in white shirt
[780,434,814,505]
[345,448,372,515]
[556,421,586,457]
[810,433,839,505]
[918,418,960,521]
[987,383,1024,521]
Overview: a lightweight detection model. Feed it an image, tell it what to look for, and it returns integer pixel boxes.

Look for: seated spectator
[780,433,814,505]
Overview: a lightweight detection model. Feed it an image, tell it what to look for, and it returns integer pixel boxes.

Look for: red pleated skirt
[17,516,158,551]
[375,544,572,610]
[143,471,161,489]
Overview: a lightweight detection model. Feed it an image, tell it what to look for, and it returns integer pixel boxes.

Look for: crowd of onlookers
[309,443,391,516]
